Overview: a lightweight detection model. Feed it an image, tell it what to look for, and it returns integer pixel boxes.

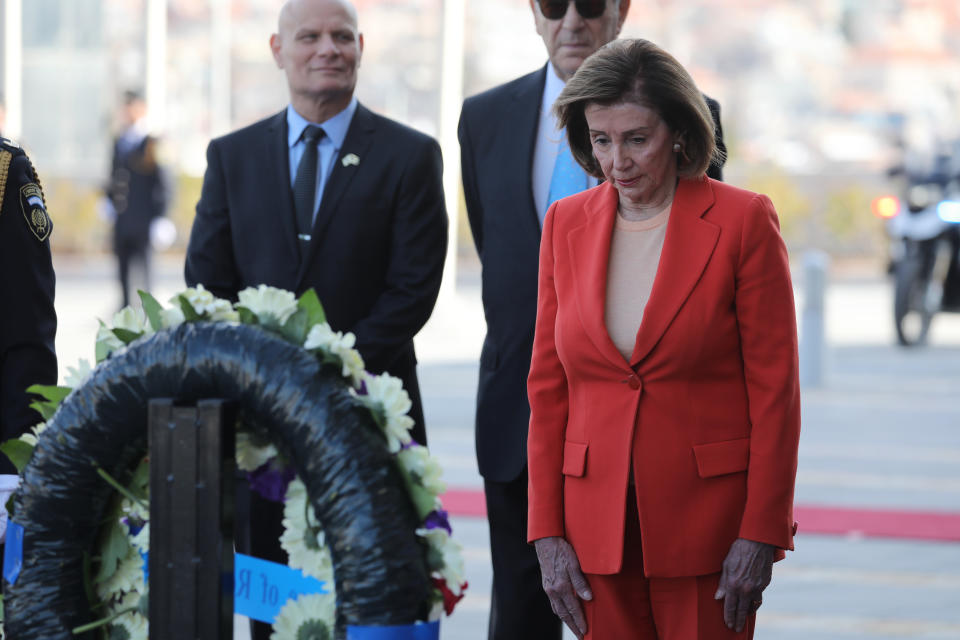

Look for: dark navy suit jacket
[185,104,448,444]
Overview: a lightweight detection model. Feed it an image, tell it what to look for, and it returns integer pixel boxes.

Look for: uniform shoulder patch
[20,182,53,241]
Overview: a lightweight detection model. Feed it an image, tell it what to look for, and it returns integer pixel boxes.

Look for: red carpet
[441,488,960,542]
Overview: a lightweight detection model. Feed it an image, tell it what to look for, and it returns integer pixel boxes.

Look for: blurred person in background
[457,2,725,638]
[103,90,170,309]
[526,39,799,639]
[0,137,57,565]
[184,1,447,637]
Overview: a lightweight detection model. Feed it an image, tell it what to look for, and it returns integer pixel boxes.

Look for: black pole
[149,398,235,640]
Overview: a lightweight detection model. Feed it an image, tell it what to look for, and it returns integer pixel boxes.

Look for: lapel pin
[342,153,360,167]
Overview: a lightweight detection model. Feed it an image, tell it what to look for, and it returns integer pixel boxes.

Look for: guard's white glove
[0,474,21,544]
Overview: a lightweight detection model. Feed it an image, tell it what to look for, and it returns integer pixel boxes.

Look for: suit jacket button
[628,375,642,390]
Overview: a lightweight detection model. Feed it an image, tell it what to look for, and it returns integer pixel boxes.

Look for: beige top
[605,207,671,361]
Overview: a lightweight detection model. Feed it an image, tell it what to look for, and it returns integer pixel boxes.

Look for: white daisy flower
[362,373,414,452]
[96,323,125,356]
[237,285,299,325]
[397,445,446,496]
[416,527,466,596]
[96,543,146,601]
[303,323,365,385]
[112,307,152,336]
[19,422,47,447]
[159,305,185,328]
[236,432,278,472]
[64,358,93,388]
[280,479,334,584]
[270,592,336,640]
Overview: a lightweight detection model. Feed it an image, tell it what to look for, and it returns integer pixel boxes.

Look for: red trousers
[582,491,755,640]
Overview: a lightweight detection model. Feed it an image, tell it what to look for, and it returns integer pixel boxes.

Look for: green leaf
[95,321,114,363]
[26,384,71,421]
[92,519,128,585]
[129,457,150,502]
[298,288,326,327]
[395,461,437,520]
[138,290,164,331]
[112,328,143,344]
[279,308,309,344]
[236,306,257,325]
[0,439,34,473]
[177,295,202,322]
[25,384,71,405]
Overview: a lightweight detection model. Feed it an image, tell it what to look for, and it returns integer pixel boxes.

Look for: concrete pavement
[49,253,960,639]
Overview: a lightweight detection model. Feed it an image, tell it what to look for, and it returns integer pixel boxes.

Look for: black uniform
[0,138,57,474]
[107,133,168,307]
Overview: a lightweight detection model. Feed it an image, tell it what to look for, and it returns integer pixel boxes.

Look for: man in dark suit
[106,90,169,308]
[185,2,446,633]
[458,1,725,638]
[0,138,57,554]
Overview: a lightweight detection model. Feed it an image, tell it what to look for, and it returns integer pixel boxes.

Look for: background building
[2,0,958,259]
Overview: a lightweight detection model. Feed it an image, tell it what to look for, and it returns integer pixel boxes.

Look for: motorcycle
[873,176,960,346]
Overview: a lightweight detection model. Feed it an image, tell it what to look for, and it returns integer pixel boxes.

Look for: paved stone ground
[50,253,960,639]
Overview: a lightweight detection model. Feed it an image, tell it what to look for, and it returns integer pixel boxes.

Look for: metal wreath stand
[3,322,431,639]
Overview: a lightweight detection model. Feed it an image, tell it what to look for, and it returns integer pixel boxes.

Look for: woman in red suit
[527,39,800,639]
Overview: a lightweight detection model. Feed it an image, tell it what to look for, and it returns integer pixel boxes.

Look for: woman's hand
[534,536,592,639]
[715,538,775,632]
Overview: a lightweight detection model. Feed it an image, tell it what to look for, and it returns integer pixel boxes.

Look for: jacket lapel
[566,183,630,370]
[297,103,375,285]
[513,65,548,240]
[265,111,301,261]
[630,178,719,365]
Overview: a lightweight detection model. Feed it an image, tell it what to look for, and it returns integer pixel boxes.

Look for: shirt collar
[541,61,567,117]
[286,97,358,149]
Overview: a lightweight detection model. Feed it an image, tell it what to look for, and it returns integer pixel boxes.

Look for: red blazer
[527,177,800,577]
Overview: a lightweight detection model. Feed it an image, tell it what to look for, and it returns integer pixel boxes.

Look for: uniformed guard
[0,137,57,547]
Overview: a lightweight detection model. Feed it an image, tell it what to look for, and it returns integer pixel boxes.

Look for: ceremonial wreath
[1,285,466,640]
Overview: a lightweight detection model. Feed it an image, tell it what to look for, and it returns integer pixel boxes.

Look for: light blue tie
[544,137,588,223]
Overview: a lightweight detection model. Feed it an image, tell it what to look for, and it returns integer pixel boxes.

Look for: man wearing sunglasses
[458,1,726,638]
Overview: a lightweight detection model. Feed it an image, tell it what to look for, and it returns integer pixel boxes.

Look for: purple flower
[247,460,296,503]
[424,509,452,535]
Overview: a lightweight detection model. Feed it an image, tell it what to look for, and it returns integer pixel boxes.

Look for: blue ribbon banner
[2,521,24,584]
[234,553,328,623]
[346,621,440,640]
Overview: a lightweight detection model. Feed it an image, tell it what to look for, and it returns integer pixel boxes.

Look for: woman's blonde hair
[554,38,721,178]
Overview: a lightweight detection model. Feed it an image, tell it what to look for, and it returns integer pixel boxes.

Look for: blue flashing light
[937,200,960,223]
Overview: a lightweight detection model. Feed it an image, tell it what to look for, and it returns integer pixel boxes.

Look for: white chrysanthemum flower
[362,373,414,452]
[64,358,93,388]
[304,323,365,385]
[96,542,146,600]
[397,445,446,496]
[96,323,125,355]
[270,592,336,640]
[112,307,152,335]
[121,497,149,524]
[416,528,466,596]
[280,480,334,584]
[159,305,185,328]
[19,422,47,447]
[178,285,215,314]
[237,285,299,324]
[175,284,238,321]
[206,298,239,322]
[235,432,278,472]
[113,609,148,640]
[428,599,445,622]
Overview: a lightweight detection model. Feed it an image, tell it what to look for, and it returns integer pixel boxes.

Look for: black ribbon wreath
[3,322,430,638]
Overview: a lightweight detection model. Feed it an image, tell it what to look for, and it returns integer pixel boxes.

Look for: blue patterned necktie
[544,137,588,223]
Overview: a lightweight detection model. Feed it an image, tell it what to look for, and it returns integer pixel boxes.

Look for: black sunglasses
[537,0,607,20]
